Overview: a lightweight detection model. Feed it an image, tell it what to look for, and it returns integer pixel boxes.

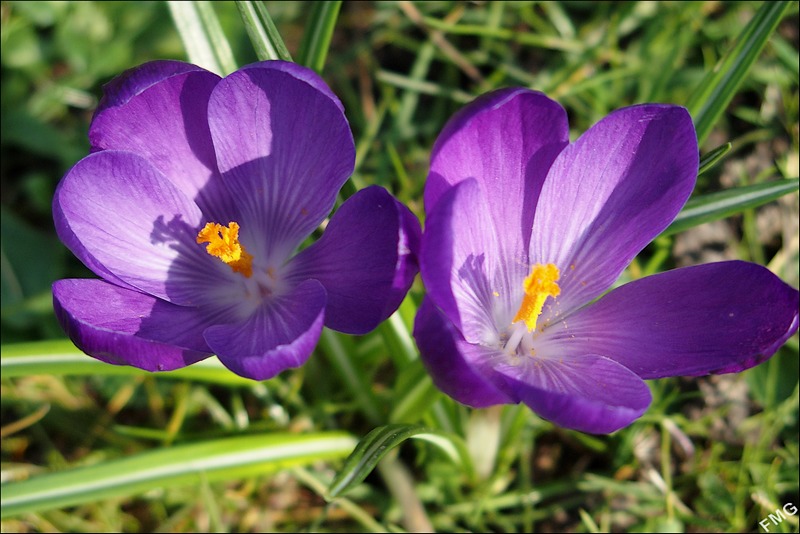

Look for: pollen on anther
[512,263,560,332]
[197,221,253,277]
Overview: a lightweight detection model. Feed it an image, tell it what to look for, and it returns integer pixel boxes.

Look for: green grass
[2,1,798,532]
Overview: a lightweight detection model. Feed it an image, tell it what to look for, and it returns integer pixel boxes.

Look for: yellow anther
[196,221,253,277]
[512,263,560,332]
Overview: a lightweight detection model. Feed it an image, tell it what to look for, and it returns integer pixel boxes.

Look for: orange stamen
[512,263,560,332]
[196,222,253,277]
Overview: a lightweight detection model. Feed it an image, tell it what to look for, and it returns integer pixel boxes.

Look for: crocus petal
[52,195,139,293]
[426,88,568,263]
[492,354,652,434]
[207,61,355,262]
[238,60,345,115]
[530,105,698,316]
[89,60,235,221]
[287,186,420,334]
[420,178,521,345]
[414,298,513,407]
[204,279,327,381]
[52,279,212,371]
[92,60,209,119]
[551,261,800,379]
[54,150,226,305]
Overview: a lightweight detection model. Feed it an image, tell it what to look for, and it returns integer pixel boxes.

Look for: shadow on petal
[494,354,652,434]
[53,279,212,372]
[287,185,421,335]
[204,280,327,380]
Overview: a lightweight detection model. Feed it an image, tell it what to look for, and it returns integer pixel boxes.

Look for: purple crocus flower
[52,60,420,380]
[414,88,799,434]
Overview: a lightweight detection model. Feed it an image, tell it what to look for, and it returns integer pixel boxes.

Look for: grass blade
[1,432,355,518]
[327,424,475,499]
[664,178,799,237]
[318,329,383,424]
[389,359,440,424]
[698,142,732,176]
[235,0,293,62]
[167,1,237,75]
[687,1,790,145]
[1,340,252,386]
[297,0,341,72]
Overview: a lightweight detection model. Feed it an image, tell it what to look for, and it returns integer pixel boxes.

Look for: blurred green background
[1,1,798,532]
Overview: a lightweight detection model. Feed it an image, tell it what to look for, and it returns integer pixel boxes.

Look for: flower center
[503,263,560,355]
[196,221,253,277]
[513,263,561,332]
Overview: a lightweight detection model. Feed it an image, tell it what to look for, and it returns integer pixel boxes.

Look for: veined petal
[287,186,420,334]
[52,279,212,371]
[54,150,222,305]
[552,261,800,379]
[414,298,652,432]
[52,196,139,293]
[530,105,698,316]
[420,178,522,345]
[238,61,345,114]
[89,60,234,221]
[426,88,568,262]
[414,298,512,407]
[207,61,355,262]
[204,279,327,381]
[493,354,652,434]
[93,60,209,118]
